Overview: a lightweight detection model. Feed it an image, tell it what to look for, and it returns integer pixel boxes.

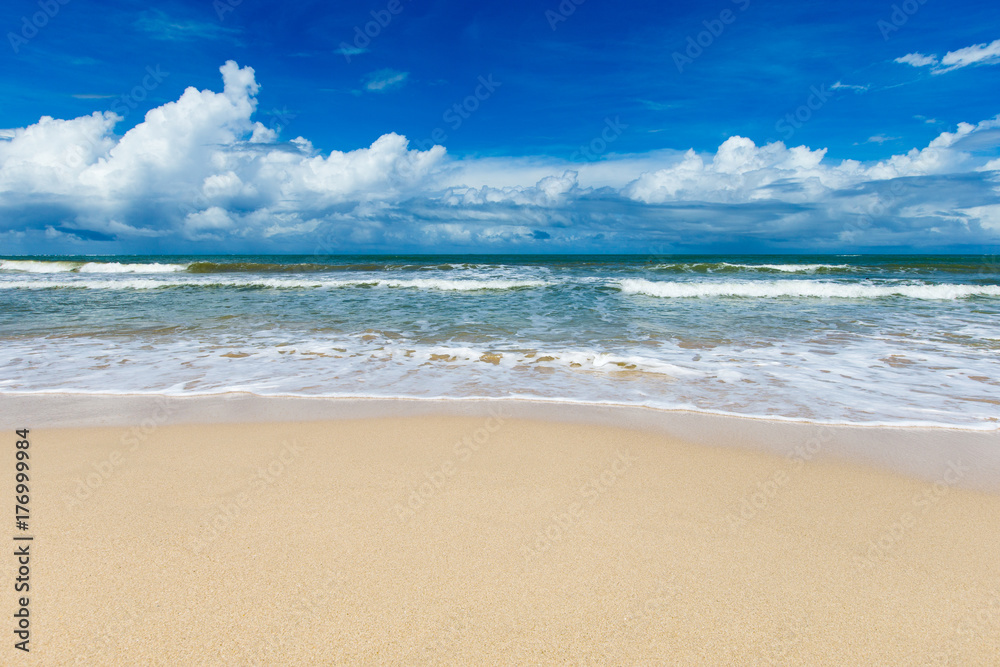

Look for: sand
[3,396,1000,665]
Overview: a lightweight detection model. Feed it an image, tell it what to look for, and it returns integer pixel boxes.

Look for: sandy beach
[1,395,998,665]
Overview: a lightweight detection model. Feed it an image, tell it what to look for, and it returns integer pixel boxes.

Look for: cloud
[940,38,1000,70]
[362,69,409,92]
[831,81,870,92]
[895,52,938,68]
[442,171,581,207]
[1,61,999,253]
[134,9,239,42]
[0,61,445,247]
[335,46,368,57]
[860,135,900,145]
[895,39,1000,74]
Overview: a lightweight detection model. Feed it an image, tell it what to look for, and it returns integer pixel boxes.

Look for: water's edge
[4,392,998,492]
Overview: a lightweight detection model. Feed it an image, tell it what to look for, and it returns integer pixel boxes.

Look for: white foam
[78,262,189,273]
[652,262,854,273]
[733,263,853,272]
[378,278,547,291]
[0,260,80,273]
[1,330,997,427]
[0,279,182,290]
[0,276,550,291]
[617,279,1000,300]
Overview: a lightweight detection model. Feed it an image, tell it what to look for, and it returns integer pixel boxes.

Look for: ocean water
[1,254,998,428]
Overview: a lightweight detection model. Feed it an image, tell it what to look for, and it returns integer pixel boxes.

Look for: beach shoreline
[4,391,998,490]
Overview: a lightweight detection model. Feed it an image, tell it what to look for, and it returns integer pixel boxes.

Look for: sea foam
[0,276,551,291]
[617,278,1000,300]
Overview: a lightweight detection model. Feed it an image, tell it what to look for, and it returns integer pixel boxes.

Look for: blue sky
[1,0,999,253]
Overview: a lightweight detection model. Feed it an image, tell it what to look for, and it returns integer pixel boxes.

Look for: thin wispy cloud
[895,38,1000,74]
[362,69,409,93]
[859,134,900,145]
[640,100,680,111]
[71,94,115,100]
[831,81,870,93]
[335,46,368,57]
[134,9,239,42]
[895,53,938,68]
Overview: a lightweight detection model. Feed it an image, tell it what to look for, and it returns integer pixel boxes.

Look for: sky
[0,0,998,254]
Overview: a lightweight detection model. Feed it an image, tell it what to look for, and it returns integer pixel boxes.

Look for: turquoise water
[1,254,998,427]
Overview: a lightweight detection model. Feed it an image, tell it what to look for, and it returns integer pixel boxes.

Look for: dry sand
[3,398,1000,665]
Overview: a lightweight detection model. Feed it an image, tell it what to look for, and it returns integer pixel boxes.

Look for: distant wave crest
[0,276,549,291]
[617,278,1000,300]
[0,259,188,274]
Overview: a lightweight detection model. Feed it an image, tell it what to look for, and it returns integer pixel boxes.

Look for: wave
[1,259,188,273]
[0,260,81,273]
[376,278,546,291]
[186,261,390,273]
[186,261,491,273]
[741,263,852,272]
[78,262,189,273]
[2,259,502,275]
[651,262,854,274]
[617,278,1000,300]
[0,276,549,291]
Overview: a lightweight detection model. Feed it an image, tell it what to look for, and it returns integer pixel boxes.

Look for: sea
[1,254,998,429]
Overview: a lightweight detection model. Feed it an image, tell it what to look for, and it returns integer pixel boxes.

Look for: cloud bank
[1,61,999,253]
